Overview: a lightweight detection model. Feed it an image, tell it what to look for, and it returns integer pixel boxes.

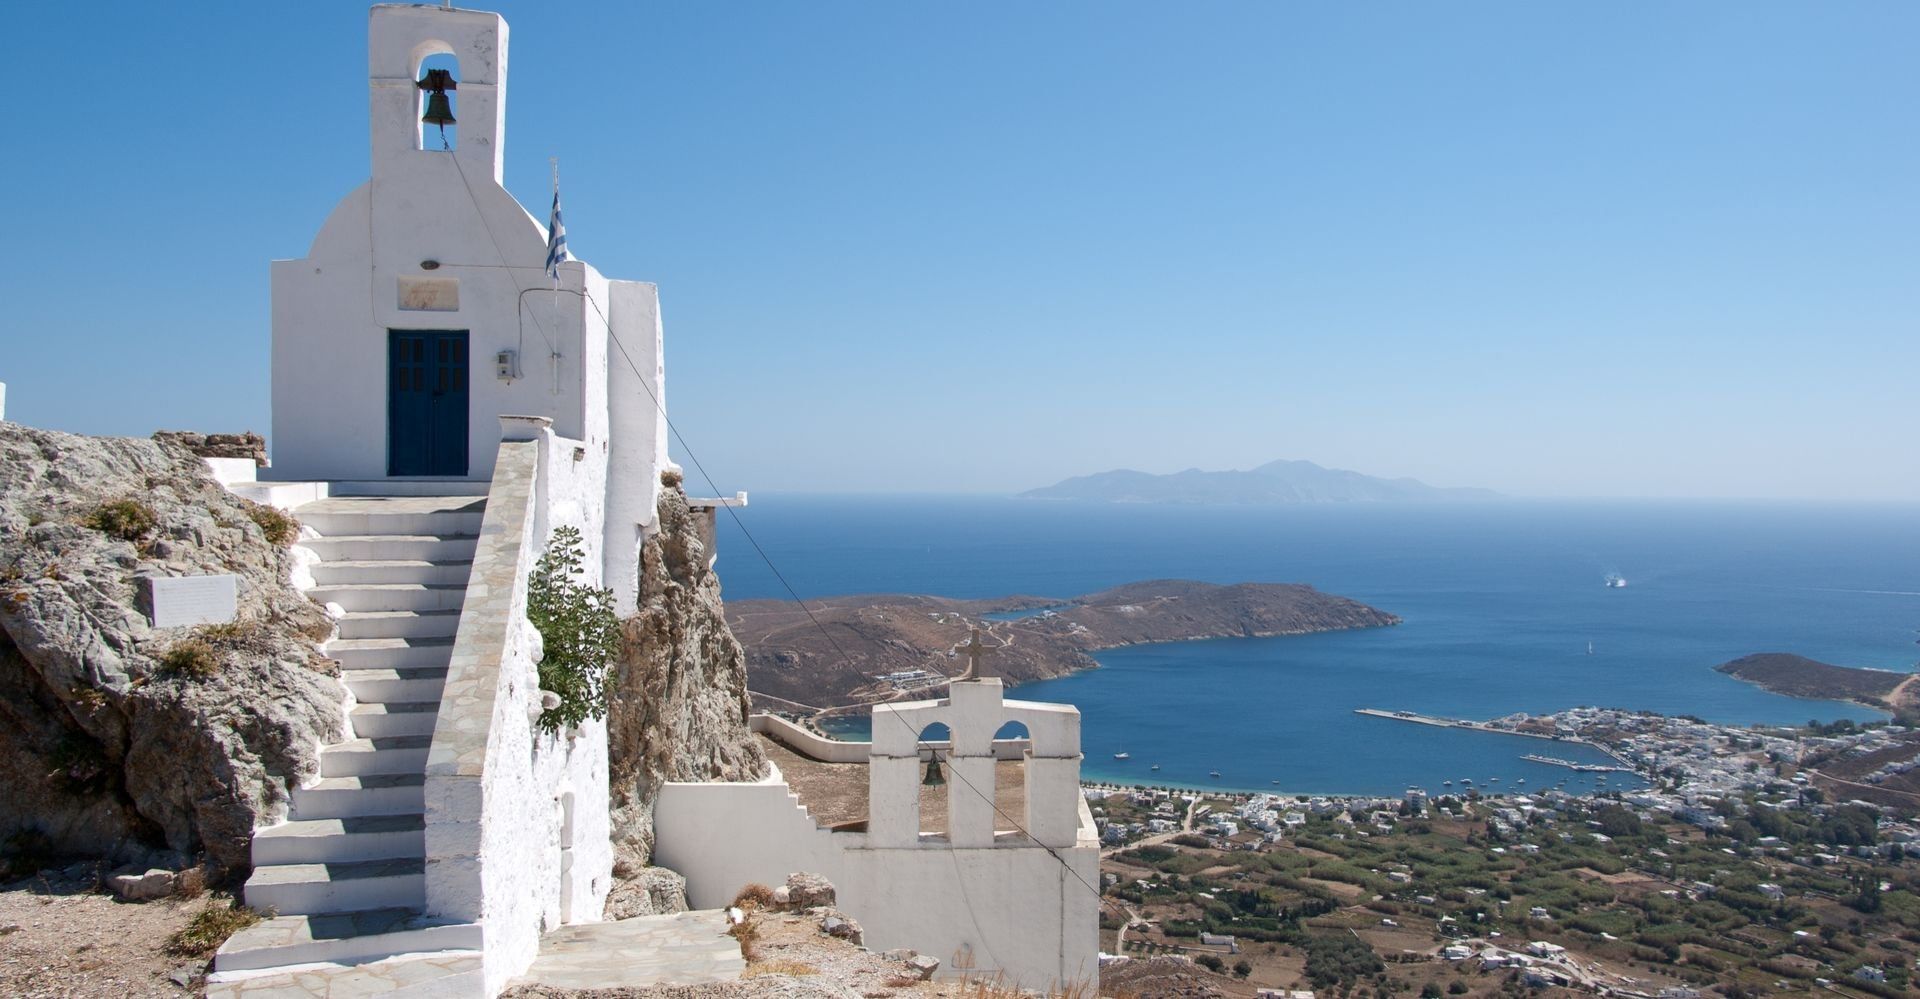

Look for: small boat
[1114,751,1131,760]
[1208,770,1222,779]
[1150,764,1161,771]
[1605,574,1627,589]
[1462,778,1474,786]
[1271,779,1282,785]
[1517,778,1527,785]
[1587,641,1595,655]
[1490,777,1500,783]
[1443,780,1452,786]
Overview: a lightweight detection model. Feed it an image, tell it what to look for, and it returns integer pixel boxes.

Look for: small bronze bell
[922,756,946,787]
[418,68,457,127]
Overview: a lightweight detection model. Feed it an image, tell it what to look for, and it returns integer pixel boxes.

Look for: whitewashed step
[329,637,454,671]
[321,736,432,777]
[310,584,469,613]
[291,774,425,820]
[342,667,448,704]
[337,609,461,640]
[244,857,425,915]
[350,702,439,738]
[251,814,425,866]
[213,909,482,974]
[301,534,480,562]
[311,559,475,586]
[296,497,485,537]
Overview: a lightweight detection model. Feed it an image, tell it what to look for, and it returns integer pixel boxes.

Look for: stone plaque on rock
[140,574,239,629]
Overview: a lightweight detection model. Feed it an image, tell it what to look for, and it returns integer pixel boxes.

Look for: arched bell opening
[992,721,1033,836]
[914,722,951,840]
[417,52,460,151]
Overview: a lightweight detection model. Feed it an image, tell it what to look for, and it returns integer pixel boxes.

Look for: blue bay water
[717,496,1920,795]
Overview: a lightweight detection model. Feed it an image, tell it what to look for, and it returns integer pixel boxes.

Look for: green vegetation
[1104,788,1920,997]
[82,498,156,541]
[527,526,622,734]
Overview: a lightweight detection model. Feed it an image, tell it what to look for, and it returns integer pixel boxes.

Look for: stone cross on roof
[961,627,992,680]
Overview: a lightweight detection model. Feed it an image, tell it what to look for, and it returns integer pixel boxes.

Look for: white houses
[269,3,668,611]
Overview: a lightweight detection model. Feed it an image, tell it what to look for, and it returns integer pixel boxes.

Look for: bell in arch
[922,755,946,787]
[418,68,457,128]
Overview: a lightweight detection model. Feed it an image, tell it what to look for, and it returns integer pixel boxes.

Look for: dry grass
[173,866,208,900]
[159,638,222,679]
[745,958,820,977]
[244,502,300,546]
[727,911,762,962]
[733,882,779,911]
[165,899,262,958]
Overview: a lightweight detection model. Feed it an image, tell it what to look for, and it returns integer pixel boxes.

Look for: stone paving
[204,910,743,997]
[511,909,746,990]
[203,950,484,998]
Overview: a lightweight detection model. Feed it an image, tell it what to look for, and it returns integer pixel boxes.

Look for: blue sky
[1,3,1914,499]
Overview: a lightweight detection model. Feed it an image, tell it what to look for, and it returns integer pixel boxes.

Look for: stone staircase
[215,494,488,976]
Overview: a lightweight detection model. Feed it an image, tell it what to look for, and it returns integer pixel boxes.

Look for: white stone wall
[655,775,1100,988]
[425,427,612,996]
[603,279,668,613]
[659,682,1100,987]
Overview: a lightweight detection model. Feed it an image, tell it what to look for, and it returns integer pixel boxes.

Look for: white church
[204,6,1097,996]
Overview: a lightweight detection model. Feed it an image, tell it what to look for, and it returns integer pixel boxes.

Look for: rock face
[0,424,341,875]
[602,864,689,920]
[606,485,767,872]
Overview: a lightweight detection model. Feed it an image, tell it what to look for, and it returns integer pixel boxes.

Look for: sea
[715,496,1920,797]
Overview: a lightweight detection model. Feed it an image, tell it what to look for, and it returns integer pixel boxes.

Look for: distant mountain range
[1021,459,1498,505]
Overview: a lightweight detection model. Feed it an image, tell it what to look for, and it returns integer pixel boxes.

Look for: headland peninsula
[728,579,1398,710]
[1716,651,1920,713]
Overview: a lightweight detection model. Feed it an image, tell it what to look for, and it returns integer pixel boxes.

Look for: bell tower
[368,4,508,182]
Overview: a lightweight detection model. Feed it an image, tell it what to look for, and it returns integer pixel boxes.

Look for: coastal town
[1085,707,1920,999]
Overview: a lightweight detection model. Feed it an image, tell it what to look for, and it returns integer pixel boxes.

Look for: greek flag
[544,189,570,281]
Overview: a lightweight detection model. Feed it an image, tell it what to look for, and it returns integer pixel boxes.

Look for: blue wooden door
[388,330,469,476]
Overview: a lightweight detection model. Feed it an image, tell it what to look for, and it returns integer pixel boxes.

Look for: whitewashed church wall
[270,7,602,485]
[603,279,667,613]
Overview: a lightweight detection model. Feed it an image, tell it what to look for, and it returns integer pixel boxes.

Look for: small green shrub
[244,502,300,546]
[83,498,157,541]
[166,900,264,957]
[160,638,223,679]
[526,526,621,734]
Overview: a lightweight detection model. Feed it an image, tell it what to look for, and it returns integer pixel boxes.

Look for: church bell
[418,68,457,128]
[922,755,946,787]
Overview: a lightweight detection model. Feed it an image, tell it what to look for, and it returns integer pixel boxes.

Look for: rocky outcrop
[150,431,268,466]
[0,424,341,875]
[606,484,767,873]
[602,865,689,920]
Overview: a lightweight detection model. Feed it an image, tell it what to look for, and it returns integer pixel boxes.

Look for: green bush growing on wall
[527,526,621,735]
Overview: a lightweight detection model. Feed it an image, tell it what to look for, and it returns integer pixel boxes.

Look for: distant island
[729,579,1399,710]
[1021,458,1498,504]
[1715,652,1918,713]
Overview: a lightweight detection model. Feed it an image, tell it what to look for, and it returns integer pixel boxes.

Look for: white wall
[425,426,612,996]
[603,279,667,613]
[655,774,1100,989]
[660,682,1100,988]
[270,5,658,502]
